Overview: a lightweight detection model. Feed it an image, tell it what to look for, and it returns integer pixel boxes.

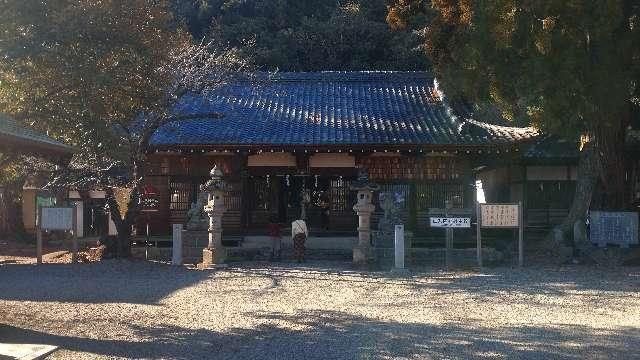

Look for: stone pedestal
[199,204,226,268]
[350,170,379,266]
[353,195,375,265]
[197,165,228,269]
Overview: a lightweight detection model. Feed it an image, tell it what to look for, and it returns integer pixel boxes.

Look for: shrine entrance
[247,173,357,235]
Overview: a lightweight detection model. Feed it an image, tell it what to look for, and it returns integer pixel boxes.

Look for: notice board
[480,204,520,228]
[590,211,638,248]
[40,207,74,231]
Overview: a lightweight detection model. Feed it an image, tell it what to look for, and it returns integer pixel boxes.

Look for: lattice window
[360,156,460,181]
[360,156,419,180]
[330,178,353,211]
[224,182,242,211]
[416,183,465,210]
[169,181,195,211]
[419,157,460,180]
[251,176,271,211]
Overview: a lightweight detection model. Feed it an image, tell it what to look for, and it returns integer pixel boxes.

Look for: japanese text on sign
[430,217,471,228]
[40,207,74,230]
[480,204,519,228]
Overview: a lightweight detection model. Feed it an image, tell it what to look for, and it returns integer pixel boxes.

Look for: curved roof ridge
[264,71,434,83]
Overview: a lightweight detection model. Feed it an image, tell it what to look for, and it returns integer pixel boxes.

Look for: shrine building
[138,71,573,247]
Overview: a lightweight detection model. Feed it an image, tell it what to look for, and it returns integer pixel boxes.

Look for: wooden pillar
[445,200,453,269]
[522,165,528,229]
[518,201,524,267]
[408,181,417,232]
[239,152,250,231]
[476,201,482,268]
[36,227,43,265]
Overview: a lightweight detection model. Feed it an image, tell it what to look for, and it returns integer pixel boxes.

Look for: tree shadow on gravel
[0,259,637,306]
[0,260,211,304]
[220,261,640,297]
[1,310,638,360]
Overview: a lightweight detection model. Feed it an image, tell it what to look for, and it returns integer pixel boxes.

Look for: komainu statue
[186,186,208,231]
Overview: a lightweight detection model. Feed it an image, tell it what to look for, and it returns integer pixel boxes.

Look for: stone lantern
[200,165,227,268]
[350,168,379,265]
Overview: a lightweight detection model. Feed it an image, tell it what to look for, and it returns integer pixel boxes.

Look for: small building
[0,114,75,235]
[141,71,547,247]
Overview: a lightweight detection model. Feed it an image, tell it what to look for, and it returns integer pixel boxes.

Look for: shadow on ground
[0,260,638,305]
[1,310,638,360]
[0,260,211,304]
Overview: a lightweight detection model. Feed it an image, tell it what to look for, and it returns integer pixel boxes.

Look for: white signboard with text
[476,202,523,268]
[480,204,520,228]
[40,207,74,230]
[430,217,471,228]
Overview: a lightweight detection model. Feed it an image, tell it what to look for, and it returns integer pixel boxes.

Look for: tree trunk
[106,187,140,258]
[546,117,628,262]
[550,141,601,255]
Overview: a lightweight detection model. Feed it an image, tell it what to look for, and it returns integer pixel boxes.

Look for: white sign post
[477,202,523,268]
[172,224,183,266]
[37,206,77,264]
[394,224,405,270]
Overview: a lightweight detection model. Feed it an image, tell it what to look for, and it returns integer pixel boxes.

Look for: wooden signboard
[590,211,639,248]
[480,204,519,228]
[37,206,78,264]
[476,202,523,268]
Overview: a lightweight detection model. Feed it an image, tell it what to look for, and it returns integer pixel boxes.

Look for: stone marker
[172,224,182,266]
[394,224,406,270]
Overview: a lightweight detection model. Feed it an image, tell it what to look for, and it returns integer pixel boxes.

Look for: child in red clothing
[268,215,282,261]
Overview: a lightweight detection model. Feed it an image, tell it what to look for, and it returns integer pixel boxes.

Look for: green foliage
[171,0,429,71]
[387,0,640,137]
[0,0,189,175]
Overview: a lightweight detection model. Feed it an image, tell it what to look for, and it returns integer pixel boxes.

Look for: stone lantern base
[197,248,227,270]
[353,244,373,265]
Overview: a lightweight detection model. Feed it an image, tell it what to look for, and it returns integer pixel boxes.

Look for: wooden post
[445,200,452,269]
[476,202,482,268]
[518,201,524,267]
[71,204,78,263]
[36,227,43,265]
[36,206,43,264]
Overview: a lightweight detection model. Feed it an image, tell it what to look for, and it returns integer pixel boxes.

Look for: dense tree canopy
[0,0,249,253]
[387,0,640,255]
[171,0,429,71]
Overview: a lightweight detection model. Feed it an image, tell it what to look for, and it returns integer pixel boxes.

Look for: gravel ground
[0,260,639,360]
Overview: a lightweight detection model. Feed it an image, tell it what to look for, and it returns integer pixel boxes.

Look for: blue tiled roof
[151,72,537,147]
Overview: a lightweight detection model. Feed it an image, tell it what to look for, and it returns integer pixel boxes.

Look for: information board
[40,207,74,230]
[480,204,520,228]
[590,211,639,248]
[430,217,471,228]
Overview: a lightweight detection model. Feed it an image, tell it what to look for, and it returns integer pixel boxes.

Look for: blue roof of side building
[150,71,538,148]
